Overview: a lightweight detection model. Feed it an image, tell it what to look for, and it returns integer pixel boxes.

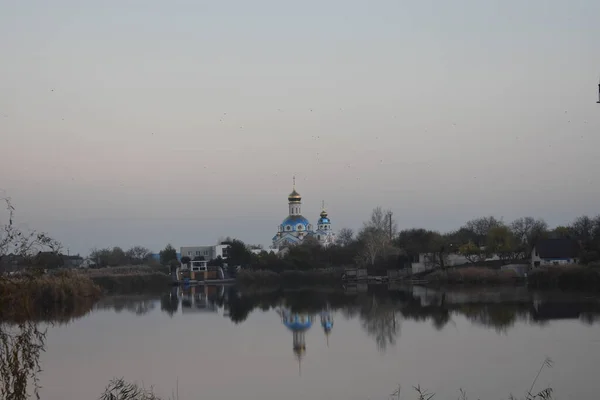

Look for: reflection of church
[278,307,334,375]
[272,179,336,249]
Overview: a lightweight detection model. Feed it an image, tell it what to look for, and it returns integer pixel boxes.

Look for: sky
[1,0,600,255]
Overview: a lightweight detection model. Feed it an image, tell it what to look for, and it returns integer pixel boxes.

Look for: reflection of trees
[0,322,46,400]
[359,298,400,352]
[182,284,600,337]
[95,295,158,316]
[160,288,179,317]
[458,304,524,333]
[227,286,256,324]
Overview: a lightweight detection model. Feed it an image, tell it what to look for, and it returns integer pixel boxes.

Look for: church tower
[288,177,302,216]
[315,201,336,246]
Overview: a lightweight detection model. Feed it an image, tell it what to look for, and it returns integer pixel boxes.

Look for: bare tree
[336,228,354,246]
[357,207,398,266]
[510,217,548,258]
[126,246,152,265]
[463,216,503,245]
[1,196,62,270]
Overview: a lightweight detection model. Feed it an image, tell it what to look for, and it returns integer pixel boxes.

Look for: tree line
[212,209,600,273]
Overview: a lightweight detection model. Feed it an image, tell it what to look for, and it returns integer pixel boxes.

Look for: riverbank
[528,265,600,292]
[80,266,173,294]
[423,266,523,286]
[235,268,343,287]
[0,271,102,322]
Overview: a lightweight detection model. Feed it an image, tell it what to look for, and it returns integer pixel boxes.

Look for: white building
[180,244,230,260]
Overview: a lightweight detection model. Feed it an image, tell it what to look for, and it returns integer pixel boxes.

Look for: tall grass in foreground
[0,271,102,322]
[0,272,102,400]
[100,359,555,400]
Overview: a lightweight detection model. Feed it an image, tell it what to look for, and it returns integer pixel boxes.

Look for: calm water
[37,285,600,400]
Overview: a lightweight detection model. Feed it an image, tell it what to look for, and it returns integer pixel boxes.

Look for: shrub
[528,265,600,292]
[426,267,520,285]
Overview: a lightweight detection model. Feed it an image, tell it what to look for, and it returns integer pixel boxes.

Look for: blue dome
[282,313,313,331]
[318,217,330,224]
[281,215,310,231]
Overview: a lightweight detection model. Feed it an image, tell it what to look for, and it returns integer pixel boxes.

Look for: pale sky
[1,0,600,255]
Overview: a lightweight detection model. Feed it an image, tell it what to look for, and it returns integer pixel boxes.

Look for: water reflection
[89,284,600,354]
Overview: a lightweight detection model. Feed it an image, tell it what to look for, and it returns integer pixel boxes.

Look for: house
[531,238,579,268]
[62,255,84,268]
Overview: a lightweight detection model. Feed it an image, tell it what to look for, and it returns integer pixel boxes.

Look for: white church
[272,180,336,249]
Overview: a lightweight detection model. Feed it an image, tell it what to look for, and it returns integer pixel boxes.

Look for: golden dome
[288,189,301,203]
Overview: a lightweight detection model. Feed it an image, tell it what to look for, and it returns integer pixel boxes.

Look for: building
[531,238,580,267]
[272,181,336,249]
[180,244,229,260]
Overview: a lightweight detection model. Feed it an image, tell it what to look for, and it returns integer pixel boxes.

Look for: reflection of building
[179,285,224,313]
[278,309,314,375]
[272,179,335,249]
[320,309,334,347]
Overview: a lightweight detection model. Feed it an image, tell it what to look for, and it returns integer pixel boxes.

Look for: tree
[570,215,595,243]
[550,226,571,238]
[357,208,397,267]
[336,228,355,247]
[1,196,62,271]
[159,244,178,266]
[364,206,397,240]
[126,246,152,265]
[510,217,548,259]
[486,226,517,262]
[395,228,438,260]
[226,239,254,267]
[90,248,111,267]
[463,216,503,246]
[180,256,191,266]
[458,241,485,264]
[108,246,127,266]
[357,227,388,266]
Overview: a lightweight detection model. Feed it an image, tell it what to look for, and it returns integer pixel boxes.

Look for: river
[34,285,600,399]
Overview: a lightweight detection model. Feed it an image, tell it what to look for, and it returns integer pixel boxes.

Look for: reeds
[79,266,173,294]
[0,271,102,322]
[426,267,521,285]
[528,265,600,292]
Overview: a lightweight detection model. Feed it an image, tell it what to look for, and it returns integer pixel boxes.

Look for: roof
[281,215,310,226]
[535,238,579,259]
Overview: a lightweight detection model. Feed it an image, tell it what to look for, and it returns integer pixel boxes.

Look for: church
[272,181,336,249]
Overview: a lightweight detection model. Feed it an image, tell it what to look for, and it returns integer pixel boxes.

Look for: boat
[174,260,236,285]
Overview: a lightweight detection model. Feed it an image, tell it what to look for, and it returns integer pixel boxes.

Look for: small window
[196,251,200,255]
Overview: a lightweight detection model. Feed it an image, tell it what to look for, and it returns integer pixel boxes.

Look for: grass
[0,271,102,322]
[425,267,522,285]
[527,265,600,292]
[79,265,173,294]
[99,358,555,400]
